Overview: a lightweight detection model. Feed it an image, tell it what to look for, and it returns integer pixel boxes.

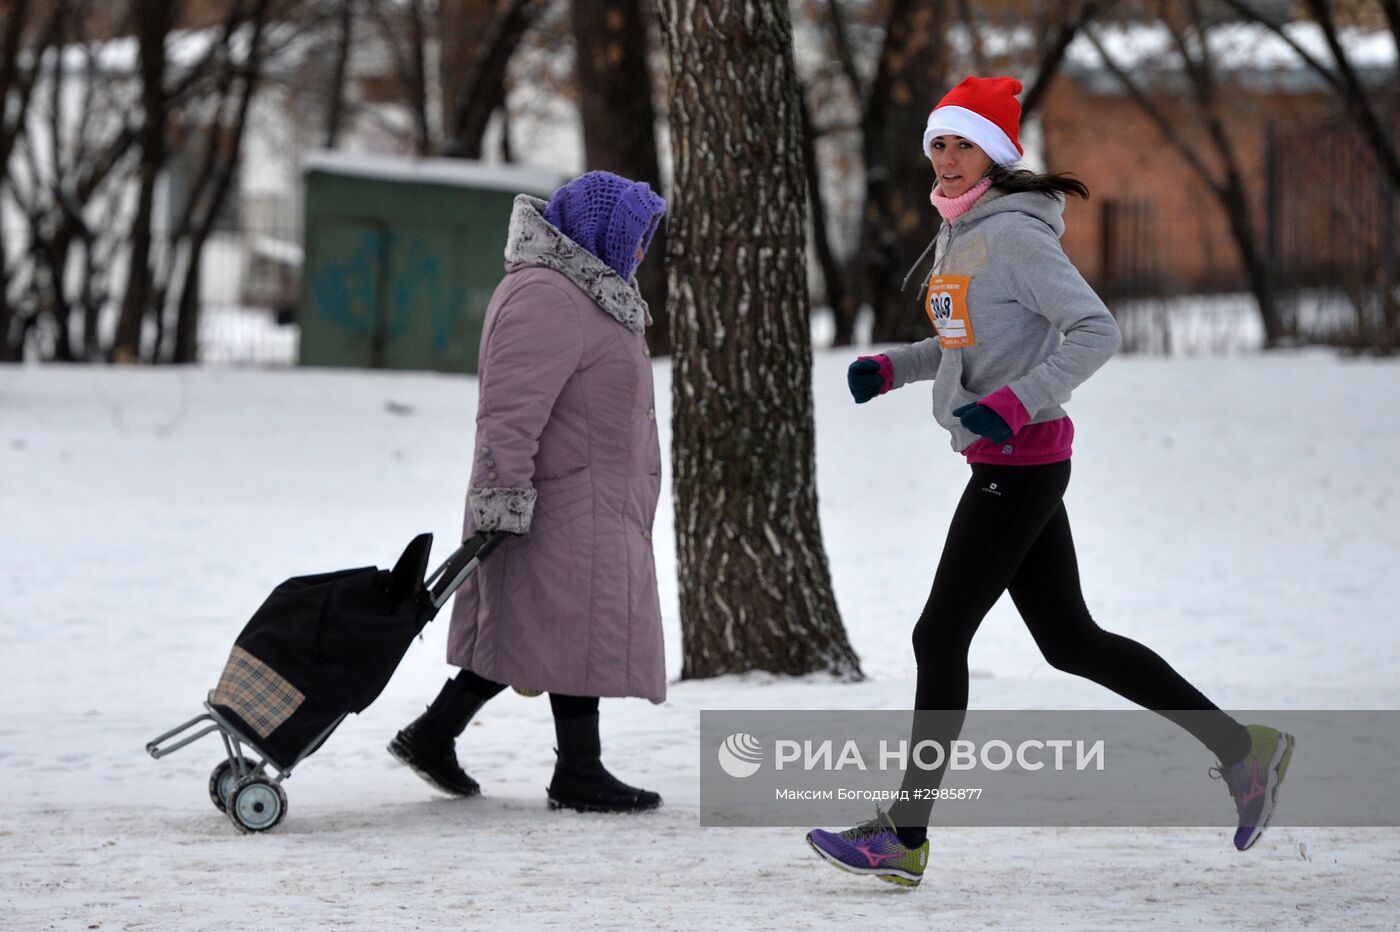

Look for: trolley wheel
[227,775,287,833]
[208,757,264,812]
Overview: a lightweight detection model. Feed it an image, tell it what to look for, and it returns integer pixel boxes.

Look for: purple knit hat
[543,171,666,282]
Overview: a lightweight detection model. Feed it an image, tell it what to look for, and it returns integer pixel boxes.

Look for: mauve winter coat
[446,195,666,703]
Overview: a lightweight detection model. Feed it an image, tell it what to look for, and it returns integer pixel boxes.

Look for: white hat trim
[921,105,1020,166]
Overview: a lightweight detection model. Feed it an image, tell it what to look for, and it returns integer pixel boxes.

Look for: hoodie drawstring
[900,224,944,294]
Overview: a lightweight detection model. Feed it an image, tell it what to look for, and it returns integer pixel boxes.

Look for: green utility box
[299,152,565,373]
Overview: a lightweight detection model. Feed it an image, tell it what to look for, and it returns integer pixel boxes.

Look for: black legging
[887,460,1249,837]
[455,668,598,719]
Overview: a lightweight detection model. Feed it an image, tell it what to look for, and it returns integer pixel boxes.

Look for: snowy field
[2,349,1399,930]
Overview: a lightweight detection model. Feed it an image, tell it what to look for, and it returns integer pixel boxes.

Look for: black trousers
[456,668,598,719]
[888,460,1249,832]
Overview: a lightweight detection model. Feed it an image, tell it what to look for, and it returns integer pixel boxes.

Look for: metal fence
[1088,118,1399,353]
[2,226,301,365]
[197,229,301,366]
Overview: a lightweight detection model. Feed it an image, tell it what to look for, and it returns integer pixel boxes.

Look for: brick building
[1038,64,1397,301]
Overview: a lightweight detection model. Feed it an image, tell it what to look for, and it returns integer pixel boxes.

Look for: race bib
[925,274,976,348]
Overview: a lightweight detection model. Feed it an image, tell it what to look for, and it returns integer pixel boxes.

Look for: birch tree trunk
[654,0,862,680]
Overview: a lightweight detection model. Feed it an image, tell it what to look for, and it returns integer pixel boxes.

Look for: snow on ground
[2,349,1399,930]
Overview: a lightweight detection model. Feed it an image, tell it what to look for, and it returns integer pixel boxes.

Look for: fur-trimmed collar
[504,194,651,333]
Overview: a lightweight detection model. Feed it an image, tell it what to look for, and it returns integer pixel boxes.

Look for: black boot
[546,711,662,813]
[388,675,492,797]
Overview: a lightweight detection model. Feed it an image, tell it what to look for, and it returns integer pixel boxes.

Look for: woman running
[805,76,1294,888]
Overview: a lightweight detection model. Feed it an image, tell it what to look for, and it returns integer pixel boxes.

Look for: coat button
[646,407,655,420]
[642,529,651,540]
[643,345,652,357]
[488,471,497,480]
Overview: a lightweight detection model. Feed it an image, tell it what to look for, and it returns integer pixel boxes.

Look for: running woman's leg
[1005,505,1300,849]
[1005,502,1251,764]
[885,461,1070,843]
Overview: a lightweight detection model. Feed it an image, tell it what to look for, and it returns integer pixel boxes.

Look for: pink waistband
[963,416,1074,466]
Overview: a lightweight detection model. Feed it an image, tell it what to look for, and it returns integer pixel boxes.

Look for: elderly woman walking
[389,171,668,813]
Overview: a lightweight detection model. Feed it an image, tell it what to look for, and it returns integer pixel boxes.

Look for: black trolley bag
[147,531,506,833]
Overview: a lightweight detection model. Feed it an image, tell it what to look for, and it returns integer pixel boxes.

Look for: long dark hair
[987,164,1090,200]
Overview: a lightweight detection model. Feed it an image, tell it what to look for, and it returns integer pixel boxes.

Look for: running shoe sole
[805,832,923,887]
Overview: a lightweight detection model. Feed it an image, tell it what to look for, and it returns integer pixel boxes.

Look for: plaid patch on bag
[208,646,305,738]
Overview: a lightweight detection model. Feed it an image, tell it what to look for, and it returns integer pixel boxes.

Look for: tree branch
[1380,0,1400,61]
[1301,0,1400,186]
[956,0,987,73]
[442,0,542,159]
[821,0,864,103]
[1082,24,1222,197]
[324,0,354,147]
[1216,0,1343,93]
[1021,0,1112,119]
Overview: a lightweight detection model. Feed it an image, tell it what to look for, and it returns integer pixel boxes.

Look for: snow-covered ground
[2,350,1398,929]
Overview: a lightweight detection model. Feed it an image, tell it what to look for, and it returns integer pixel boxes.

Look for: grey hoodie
[882,188,1121,453]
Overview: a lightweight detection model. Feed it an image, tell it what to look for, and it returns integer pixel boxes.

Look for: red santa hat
[921,75,1024,166]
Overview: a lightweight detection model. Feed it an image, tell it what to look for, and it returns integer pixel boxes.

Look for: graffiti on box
[311,229,468,352]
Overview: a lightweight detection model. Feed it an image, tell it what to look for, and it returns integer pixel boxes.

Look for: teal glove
[952,402,1013,443]
[847,355,892,404]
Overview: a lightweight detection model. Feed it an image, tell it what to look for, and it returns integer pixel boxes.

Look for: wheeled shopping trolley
[147,531,505,833]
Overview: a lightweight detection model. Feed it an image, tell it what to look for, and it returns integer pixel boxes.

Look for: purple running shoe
[806,808,928,887]
[1211,724,1296,851]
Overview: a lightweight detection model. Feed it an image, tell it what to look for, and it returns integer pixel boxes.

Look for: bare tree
[0,0,45,360]
[11,0,130,362]
[1020,0,1113,119]
[1086,1,1286,346]
[168,0,279,363]
[1384,0,1400,47]
[654,0,862,679]
[4,0,303,364]
[367,0,435,155]
[819,0,865,100]
[4,0,139,362]
[570,0,669,354]
[957,0,990,73]
[111,0,177,363]
[799,85,856,348]
[442,0,544,159]
[438,0,496,136]
[322,0,355,148]
[861,0,949,344]
[1214,0,1398,350]
[800,0,865,347]
[1218,0,1399,186]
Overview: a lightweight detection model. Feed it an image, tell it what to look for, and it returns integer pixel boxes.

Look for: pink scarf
[930,176,993,222]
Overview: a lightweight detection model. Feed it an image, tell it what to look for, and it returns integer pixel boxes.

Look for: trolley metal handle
[424,531,509,610]
[147,713,222,759]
